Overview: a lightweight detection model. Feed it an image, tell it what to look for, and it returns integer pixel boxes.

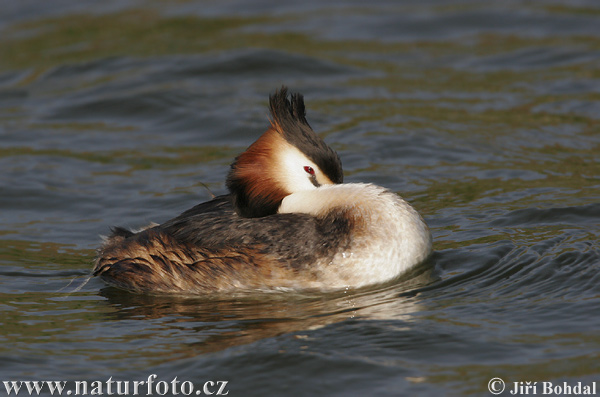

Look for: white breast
[279,183,432,288]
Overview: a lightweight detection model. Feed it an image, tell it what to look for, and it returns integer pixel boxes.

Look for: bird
[93,87,432,294]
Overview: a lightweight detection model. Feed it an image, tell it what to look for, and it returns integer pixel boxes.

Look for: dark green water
[1,1,599,396]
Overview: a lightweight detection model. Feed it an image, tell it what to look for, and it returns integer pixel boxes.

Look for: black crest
[269,87,311,130]
[269,87,343,185]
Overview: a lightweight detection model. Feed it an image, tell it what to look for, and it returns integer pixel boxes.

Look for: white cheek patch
[277,144,321,193]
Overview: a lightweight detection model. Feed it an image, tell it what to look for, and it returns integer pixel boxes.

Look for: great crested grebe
[93,87,432,294]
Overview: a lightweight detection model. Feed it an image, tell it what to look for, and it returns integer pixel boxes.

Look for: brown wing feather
[93,227,301,294]
[93,193,354,294]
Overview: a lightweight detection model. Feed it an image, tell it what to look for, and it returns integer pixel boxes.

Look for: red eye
[304,166,315,175]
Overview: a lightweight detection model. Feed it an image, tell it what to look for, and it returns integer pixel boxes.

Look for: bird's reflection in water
[98,258,436,357]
